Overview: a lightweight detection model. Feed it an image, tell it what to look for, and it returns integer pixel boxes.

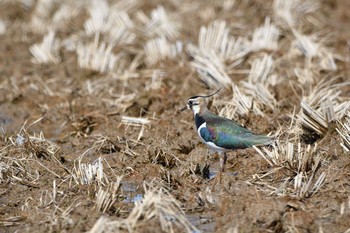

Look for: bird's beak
[180,105,188,111]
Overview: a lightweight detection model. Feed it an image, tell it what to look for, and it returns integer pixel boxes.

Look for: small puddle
[209,171,216,179]
[208,171,239,180]
[121,181,138,192]
[121,181,143,203]
[120,181,216,233]
[187,215,215,233]
[123,193,143,203]
[0,111,14,133]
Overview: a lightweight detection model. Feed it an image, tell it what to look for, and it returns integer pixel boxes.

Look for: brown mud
[0,0,350,232]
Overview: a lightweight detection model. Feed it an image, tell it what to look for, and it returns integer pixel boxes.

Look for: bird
[181,88,273,182]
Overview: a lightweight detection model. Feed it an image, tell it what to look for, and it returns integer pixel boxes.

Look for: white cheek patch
[192,106,200,115]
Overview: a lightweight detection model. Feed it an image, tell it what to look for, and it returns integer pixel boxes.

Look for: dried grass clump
[70,114,99,138]
[207,18,279,117]
[50,4,81,30]
[187,20,250,89]
[121,116,151,141]
[198,20,249,62]
[239,54,277,112]
[29,0,58,33]
[293,67,317,85]
[188,43,232,89]
[216,55,277,118]
[91,134,120,154]
[250,17,280,51]
[72,156,106,185]
[299,102,329,136]
[227,85,256,116]
[0,216,26,227]
[248,54,275,84]
[102,92,136,112]
[252,142,326,197]
[142,6,181,40]
[216,86,266,118]
[147,143,182,169]
[84,0,136,45]
[145,70,165,91]
[30,0,80,33]
[217,100,238,120]
[76,34,123,73]
[336,112,350,152]
[189,19,279,111]
[25,131,60,159]
[298,77,350,136]
[0,161,10,184]
[29,31,60,64]
[84,0,114,35]
[0,150,40,188]
[71,151,123,212]
[9,121,60,161]
[290,31,337,71]
[108,19,136,45]
[144,37,183,66]
[273,0,319,28]
[95,176,123,213]
[0,120,61,188]
[1,0,350,231]
[90,183,197,233]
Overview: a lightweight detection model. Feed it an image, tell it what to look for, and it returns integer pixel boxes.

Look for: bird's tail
[250,134,275,147]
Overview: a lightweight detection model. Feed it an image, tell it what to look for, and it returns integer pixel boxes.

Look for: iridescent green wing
[203,113,271,149]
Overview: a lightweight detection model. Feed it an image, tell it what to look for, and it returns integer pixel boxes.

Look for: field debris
[29,31,60,64]
[120,116,151,126]
[95,176,123,213]
[90,183,197,233]
[291,31,337,70]
[76,34,121,73]
[337,112,350,152]
[252,142,326,197]
[144,37,183,66]
[0,0,349,232]
[6,119,61,162]
[298,77,350,136]
[0,216,26,227]
[273,0,320,28]
[0,19,7,35]
[299,101,329,136]
[121,116,151,141]
[72,156,105,185]
[251,17,280,51]
[143,6,181,40]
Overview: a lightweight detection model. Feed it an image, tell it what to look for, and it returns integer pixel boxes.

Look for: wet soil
[1,0,350,232]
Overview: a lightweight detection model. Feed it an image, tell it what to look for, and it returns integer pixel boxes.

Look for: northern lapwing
[181,88,272,182]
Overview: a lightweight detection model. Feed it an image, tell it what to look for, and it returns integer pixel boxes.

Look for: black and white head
[181,88,222,115]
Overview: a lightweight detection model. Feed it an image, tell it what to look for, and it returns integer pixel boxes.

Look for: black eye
[188,100,193,105]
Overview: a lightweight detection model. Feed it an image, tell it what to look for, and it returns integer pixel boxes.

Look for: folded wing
[201,113,272,150]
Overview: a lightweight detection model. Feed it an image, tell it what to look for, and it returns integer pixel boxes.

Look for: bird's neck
[192,105,200,115]
[193,105,211,129]
[194,112,205,129]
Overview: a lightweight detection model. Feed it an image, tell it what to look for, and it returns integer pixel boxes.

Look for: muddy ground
[0,0,350,232]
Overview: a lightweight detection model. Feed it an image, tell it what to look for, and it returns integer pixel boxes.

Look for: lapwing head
[181,87,222,115]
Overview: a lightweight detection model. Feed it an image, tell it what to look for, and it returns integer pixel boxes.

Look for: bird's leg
[220,152,228,172]
[218,152,227,184]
